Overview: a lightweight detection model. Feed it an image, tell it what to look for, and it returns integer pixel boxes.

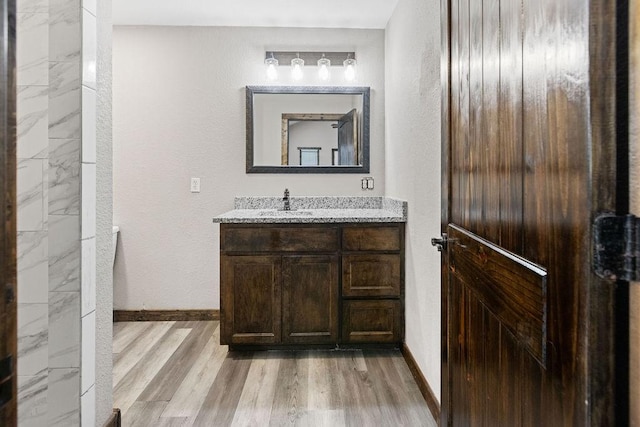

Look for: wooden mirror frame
[246,86,370,173]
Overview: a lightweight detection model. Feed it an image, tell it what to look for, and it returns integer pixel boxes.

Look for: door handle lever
[431,233,449,252]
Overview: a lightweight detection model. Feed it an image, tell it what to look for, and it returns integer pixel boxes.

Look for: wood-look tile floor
[113,321,437,427]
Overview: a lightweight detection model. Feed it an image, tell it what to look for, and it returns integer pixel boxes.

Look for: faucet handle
[282,188,291,210]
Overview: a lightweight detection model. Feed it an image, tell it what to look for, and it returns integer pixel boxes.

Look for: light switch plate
[190,177,201,193]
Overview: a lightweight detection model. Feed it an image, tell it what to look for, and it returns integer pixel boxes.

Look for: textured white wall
[96,0,113,422]
[385,0,442,402]
[113,26,385,310]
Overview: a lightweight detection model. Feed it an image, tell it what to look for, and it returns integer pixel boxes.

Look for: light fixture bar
[265,51,356,66]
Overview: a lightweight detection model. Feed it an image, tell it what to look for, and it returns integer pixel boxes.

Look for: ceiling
[112,0,399,29]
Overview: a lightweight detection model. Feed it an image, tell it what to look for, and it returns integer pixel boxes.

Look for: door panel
[451,257,549,427]
[443,0,625,424]
[449,225,547,365]
[497,0,524,253]
[337,108,357,165]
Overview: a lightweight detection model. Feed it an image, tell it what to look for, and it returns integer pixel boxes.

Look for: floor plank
[307,351,341,411]
[155,417,191,427]
[125,401,168,427]
[112,321,128,339]
[138,321,217,402]
[268,352,309,426]
[113,321,437,427]
[391,351,439,423]
[113,321,154,354]
[335,352,384,426]
[230,351,281,426]
[113,321,175,386]
[114,328,190,417]
[160,325,227,420]
[366,350,425,426]
[192,352,253,426]
[298,409,346,426]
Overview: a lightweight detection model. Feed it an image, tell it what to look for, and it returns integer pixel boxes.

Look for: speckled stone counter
[213,196,407,224]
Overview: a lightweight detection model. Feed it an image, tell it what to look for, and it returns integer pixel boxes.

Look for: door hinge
[5,283,14,304]
[0,356,13,408]
[594,213,639,281]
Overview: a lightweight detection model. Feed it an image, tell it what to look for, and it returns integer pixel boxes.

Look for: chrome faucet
[283,188,291,211]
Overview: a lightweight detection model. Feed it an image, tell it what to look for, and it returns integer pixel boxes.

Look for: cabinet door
[342,254,401,297]
[342,300,402,343]
[282,255,339,344]
[220,255,281,345]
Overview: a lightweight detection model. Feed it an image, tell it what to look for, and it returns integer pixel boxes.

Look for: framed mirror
[246,86,370,173]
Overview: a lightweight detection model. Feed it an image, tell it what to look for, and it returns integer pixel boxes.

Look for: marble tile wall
[48,0,83,422]
[48,368,80,426]
[17,0,50,423]
[81,0,98,424]
[18,0,97,424]
[18,375,48,426]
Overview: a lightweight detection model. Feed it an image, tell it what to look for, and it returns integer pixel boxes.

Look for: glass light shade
[264,56,278,81]
[343,58,357,82]
[291,57,304,81]
[317,57,331,81]
[265,57,278,81]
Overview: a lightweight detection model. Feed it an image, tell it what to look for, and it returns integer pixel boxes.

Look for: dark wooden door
[441,0,627,425]
[337,108,357,165]
[220,255,282,345]
[282,255,338,344]
[0,0,17,423]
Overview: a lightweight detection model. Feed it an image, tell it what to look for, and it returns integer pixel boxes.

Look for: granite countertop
[213,196,407,224]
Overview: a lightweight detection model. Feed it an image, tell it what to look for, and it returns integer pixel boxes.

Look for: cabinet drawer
[342,226,402,252]
[342,300,402,343]
[221,225,339,253]
[342,254,401,297]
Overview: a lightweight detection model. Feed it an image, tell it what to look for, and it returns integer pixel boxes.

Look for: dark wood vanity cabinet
[340,226,404,344]
[219,223,404,347]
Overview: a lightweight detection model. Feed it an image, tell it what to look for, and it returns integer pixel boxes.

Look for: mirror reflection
[282,109,358,166]
[246,86,370,173]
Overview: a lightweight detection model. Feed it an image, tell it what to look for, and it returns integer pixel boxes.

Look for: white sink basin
[258,209,314,216]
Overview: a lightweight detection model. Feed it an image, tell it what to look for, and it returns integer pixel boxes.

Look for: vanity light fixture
[264,51,356,82]
[291,53,304,81]
[317,54,331,81]
[343,54,357,82]
[264,53,279,81]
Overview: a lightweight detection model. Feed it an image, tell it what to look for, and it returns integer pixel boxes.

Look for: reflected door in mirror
[338,109,358,165]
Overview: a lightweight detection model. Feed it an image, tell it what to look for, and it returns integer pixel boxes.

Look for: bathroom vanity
[213,196,407,349]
